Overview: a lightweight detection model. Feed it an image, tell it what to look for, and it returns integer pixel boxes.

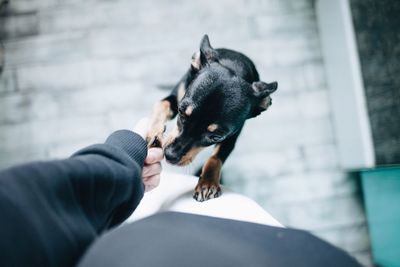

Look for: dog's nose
[164,146,181,164]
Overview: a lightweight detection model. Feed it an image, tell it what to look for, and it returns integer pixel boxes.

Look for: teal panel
[361,166,400,267]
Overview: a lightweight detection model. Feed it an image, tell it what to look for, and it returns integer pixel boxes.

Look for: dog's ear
[191,35,218,70]
[249,81,278,118]
[252,81,278,97]
[200,34,218,63]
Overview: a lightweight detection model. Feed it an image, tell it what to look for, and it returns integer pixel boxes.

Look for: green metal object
[361,166,400,267]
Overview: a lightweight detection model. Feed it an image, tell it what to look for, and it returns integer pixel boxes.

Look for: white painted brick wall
[0,0,372,265]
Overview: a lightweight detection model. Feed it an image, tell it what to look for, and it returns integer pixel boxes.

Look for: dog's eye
[208,135,222,143]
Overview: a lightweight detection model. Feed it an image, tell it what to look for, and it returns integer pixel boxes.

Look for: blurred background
[1,0,399,266]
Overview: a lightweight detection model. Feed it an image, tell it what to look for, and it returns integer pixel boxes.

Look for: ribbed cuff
[105,130,147,167]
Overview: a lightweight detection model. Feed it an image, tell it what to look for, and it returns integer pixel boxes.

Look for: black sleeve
[0,130,147,267]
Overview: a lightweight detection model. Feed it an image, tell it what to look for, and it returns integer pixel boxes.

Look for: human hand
[134,118,164,192]
[142,148,163,192]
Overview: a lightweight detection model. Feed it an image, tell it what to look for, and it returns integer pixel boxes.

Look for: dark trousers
[79,212,363,267]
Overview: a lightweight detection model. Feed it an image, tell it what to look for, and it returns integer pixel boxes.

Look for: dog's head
[164,35,278,165]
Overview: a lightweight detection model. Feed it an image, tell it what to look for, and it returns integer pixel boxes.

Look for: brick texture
[0,0,372,265]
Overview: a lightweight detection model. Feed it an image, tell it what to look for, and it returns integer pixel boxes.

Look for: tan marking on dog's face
[185,105,193,116]
[178,146,204,166]
[163,126,179,148]
[177,82,185,102]
[207,124,218,132]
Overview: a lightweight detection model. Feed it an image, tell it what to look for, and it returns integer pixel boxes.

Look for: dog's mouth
[164,153,184,165]
[164,145,204,166]
[165,153,191,166]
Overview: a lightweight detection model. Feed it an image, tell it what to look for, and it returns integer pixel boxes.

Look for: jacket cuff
[105,130,148,167]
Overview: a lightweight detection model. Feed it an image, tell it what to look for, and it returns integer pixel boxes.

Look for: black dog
[147,35,278,202]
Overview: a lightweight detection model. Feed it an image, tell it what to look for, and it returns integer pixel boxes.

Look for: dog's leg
[193,128,242,202]
[146,94,179,148]
[147,71,192,147]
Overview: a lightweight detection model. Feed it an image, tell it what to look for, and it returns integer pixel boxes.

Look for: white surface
[316,0,375,169]
[127,172,283,227]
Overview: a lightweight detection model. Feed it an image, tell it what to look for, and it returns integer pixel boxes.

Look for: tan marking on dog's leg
[212,144,221,157]
[147,100,173,147]
[201,156,222,181]
[194,145,222,201]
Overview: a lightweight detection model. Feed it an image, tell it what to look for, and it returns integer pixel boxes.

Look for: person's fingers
[145,184,156,192]
[133,117,149,139]
[144,174,160,187]
[142,148,163,193]
[142,162,162,177]
[144,174,160,192]
[145,148,164,164]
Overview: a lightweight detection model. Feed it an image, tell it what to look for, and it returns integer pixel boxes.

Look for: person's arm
[0,130,148,267]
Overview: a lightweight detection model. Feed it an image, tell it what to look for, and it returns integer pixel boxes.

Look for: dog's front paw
[146,126,165,148]
[193,177,221,202]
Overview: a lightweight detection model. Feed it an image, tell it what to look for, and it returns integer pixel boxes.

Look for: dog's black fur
[147,35,277,201]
